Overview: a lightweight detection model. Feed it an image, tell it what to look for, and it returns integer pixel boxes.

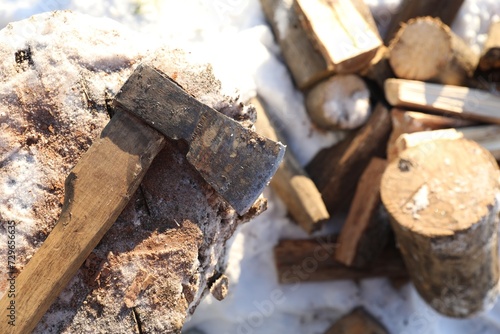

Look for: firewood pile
[258,0,500,328]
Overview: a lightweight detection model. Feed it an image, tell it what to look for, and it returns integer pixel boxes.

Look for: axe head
[115,64,285,214]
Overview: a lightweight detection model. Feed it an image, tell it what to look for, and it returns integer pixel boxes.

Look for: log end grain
[381,138,500,317]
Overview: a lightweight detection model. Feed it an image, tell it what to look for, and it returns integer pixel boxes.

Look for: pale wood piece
[385,78,500,124]
[381,138,500,317]
[389,17,478,86]
[460,124,500,160]
[360,45,394,88]
[387,108,474,161]
[260,0,331,90]
[275,236,407,284]
[324,307,389,334]
[305,74,370,130]
[0,111,165,334]
[295,0,382,74]
[479,22,500,71]
[335,158,390,268]
[306,103,392,214]
[252,97,329,233]
[384,0,464,44]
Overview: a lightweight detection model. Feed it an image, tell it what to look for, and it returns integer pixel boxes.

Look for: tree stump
[381,138,500,317]
[389,17,478,86]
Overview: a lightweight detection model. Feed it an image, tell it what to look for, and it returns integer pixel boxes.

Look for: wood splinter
[381,138,500,317]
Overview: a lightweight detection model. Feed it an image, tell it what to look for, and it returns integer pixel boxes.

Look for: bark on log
[335,158,390,268]
[385,78,500,124]
[305,74,371,130]
[324,307,389,334]
[260,0,331,90]
[275,236,408,284]
[294,0,382,74]
[252,96,329,233]
[479,22,500,71]
[306,103,392,214]
[381,138,500,317]
[389,17,478,86]
[384,0,464,44]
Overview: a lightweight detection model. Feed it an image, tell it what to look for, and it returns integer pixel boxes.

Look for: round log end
[381,138,500,317]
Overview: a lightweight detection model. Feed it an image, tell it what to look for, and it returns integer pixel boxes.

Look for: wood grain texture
[324,307,389,334]
[275,236,407,283]
[385,78,500,124]
[295,0,382,73]
[381,138,500,317]
[384,0,464,44]
[0,111,165,334]
[479,22,500,71]
[306,103,392,214]
[252,97,329,233]
[335,158,389,268]
[389,17,478,86]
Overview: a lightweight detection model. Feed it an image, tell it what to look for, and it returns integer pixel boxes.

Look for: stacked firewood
[258,0,500,328]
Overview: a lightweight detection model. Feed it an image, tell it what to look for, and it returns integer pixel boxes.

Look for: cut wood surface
[252,97,329,233]
[385,78,500,124]
[479,22,500,71]
[335,158,390,268]
[0,111,166,334]
[389,17,478,86]
[384,0,465,44]
[306,103,392,214]
[295,0,382,74]
[381,138,500,317]
[387,108,474,160]
[305,74,371,130]
[324,307,389,334]
[275,236,407,283]
[260,0,331,90]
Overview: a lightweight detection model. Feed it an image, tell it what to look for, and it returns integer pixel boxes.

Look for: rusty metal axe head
[114,64,285,214]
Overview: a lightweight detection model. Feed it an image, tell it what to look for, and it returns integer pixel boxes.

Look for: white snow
[2,1,500,333]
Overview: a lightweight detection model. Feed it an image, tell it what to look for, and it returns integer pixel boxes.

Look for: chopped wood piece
[306,103,392,214]
[305,74,371,130]
[295,0,382,74]
[275,236,407,283]
[479,22,500,71]
[324,307,389,334]
[252,97,329,233]
[381,138,500,317]
[387,109,474,160]
[460,124,500,160]
[335,158,389,268]
[389,17,478,86]
[360,45,394,88]
[384,0,464,44]
[385,78,500,124]
[260,0,331,90]
[392,128,464,161]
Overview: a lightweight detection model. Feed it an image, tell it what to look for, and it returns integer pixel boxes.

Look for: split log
[479,22,500,71]
[388,17,478,86]
[384,0,464,44]
[381,138,500,317]
[305,74,371,130]
[260,0,330,90]
[360,45,394,88]
[306,103,392,214]
[275,236,407,284]
[385,78,500,124]
[295,0,382,74]
[335,158,390,268]
[387,108,474,161]
[252,97,329,233]
[324,307,389,334]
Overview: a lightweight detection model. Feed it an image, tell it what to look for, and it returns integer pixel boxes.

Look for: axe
[0,64,285,333]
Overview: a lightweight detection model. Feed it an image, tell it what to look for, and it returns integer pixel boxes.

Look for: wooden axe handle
[0,111,165,333]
